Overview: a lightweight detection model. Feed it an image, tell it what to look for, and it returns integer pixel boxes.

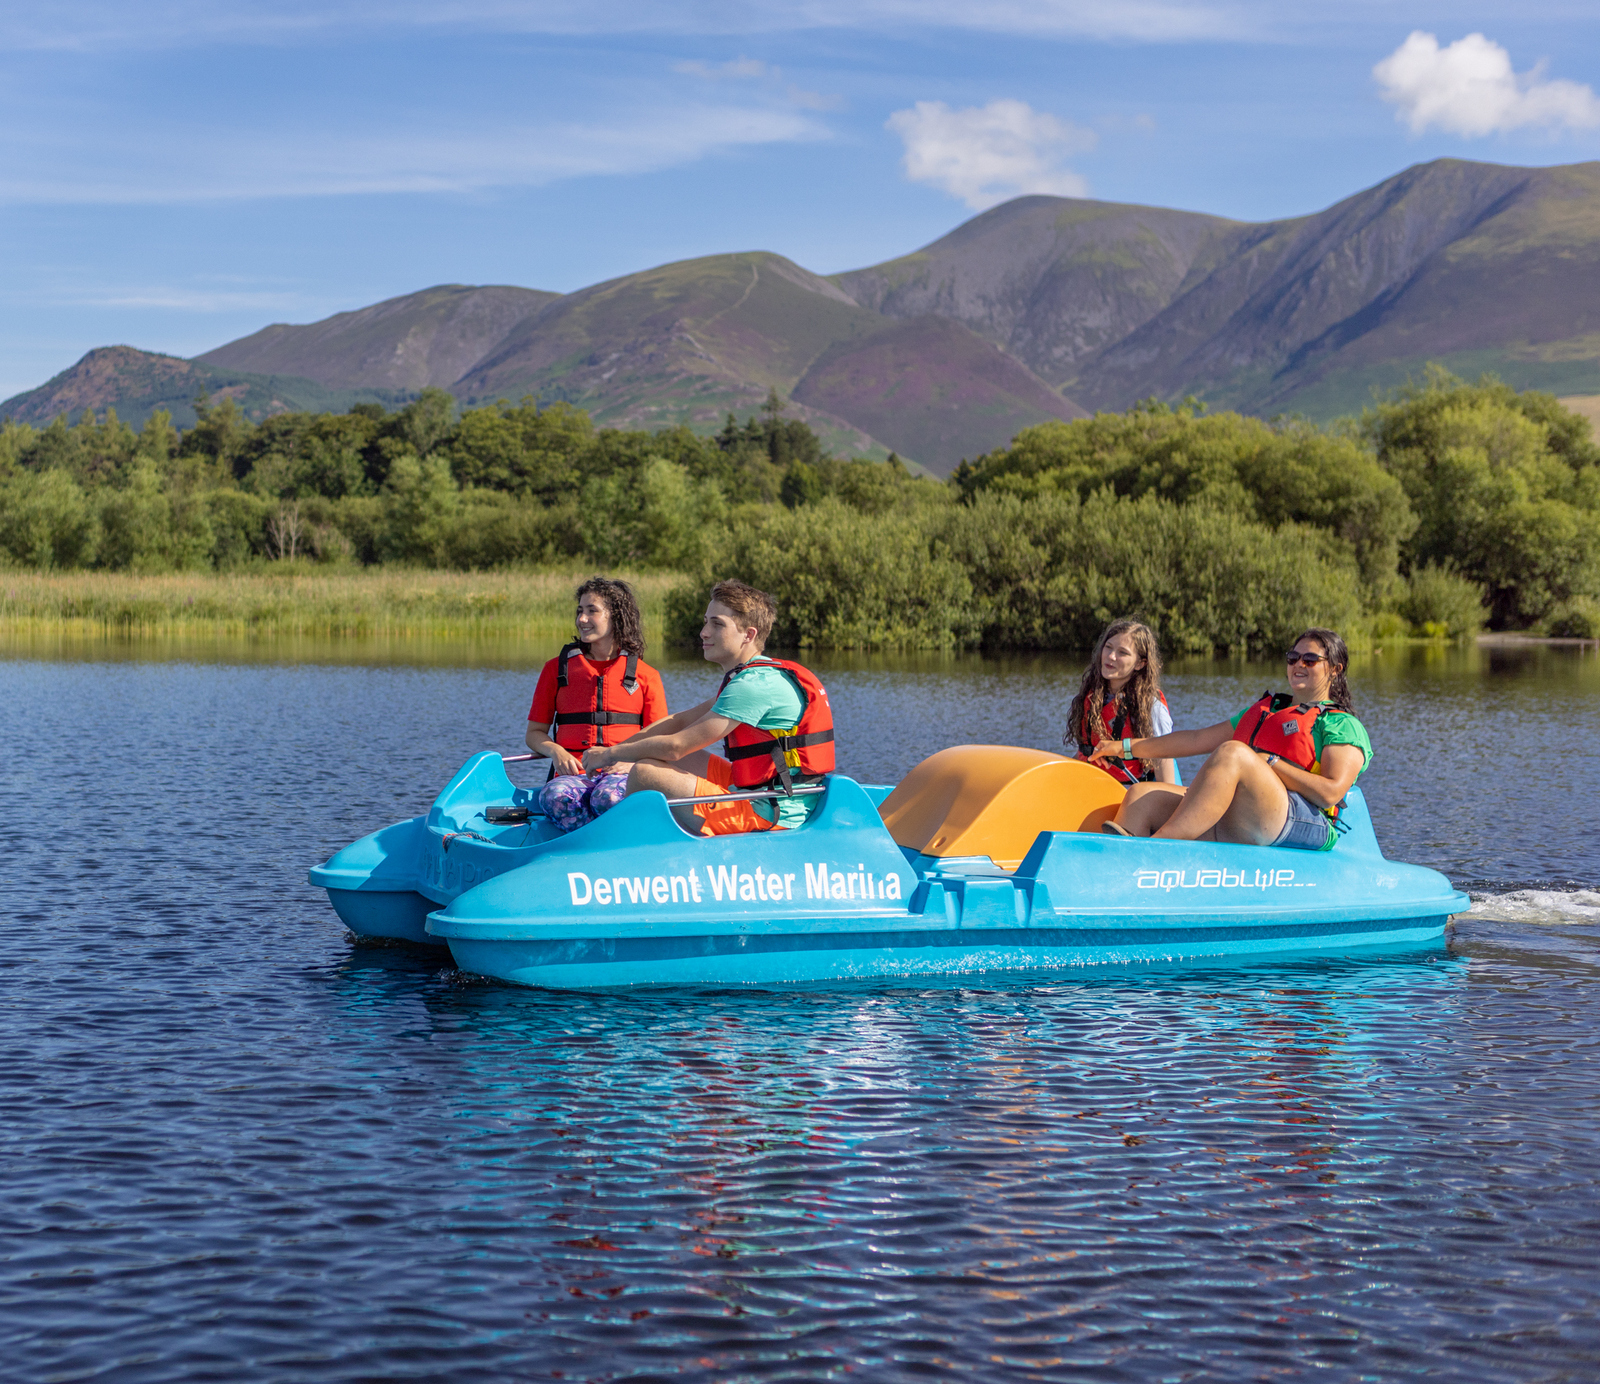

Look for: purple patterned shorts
[538,770,631,833]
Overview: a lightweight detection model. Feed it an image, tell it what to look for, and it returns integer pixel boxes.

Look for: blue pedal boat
[309,745,1469,987]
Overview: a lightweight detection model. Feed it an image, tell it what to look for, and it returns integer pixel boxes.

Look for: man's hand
[582,745,618,774]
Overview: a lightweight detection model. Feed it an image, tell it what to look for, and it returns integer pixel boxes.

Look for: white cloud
[787,84,845,112]
[673,52,844,112]
[887,99,1095,210]
[1374,31,1600,137]
[0,104,825,204]
[2,0,1245,51]
[673,56,772,79]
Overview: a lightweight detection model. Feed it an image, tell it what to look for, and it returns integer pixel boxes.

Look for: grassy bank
[0,566,684,639]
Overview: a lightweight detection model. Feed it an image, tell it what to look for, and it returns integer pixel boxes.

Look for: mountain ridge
[10,156,1600,470]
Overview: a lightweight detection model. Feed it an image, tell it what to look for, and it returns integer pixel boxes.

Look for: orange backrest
[878,745,1127,871]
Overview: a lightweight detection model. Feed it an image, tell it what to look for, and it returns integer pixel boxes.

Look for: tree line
[2,371,1596,649]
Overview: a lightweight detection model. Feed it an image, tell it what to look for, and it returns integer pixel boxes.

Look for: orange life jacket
[551,642,646,752]
[719,657,836,792]
[1076,690,1169,786]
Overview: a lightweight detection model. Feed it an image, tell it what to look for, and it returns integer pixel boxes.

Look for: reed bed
[0,567,684,640]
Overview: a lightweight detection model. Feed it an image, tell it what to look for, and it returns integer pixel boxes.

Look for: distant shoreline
[1477,633,1600,649]
[0,567,681,641]
[1,568,1594,653]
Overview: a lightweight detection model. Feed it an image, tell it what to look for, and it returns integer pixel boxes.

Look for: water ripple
[1,652,1598,1382]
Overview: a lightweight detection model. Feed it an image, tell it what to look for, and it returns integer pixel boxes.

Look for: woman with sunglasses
[1089,628,1370,851]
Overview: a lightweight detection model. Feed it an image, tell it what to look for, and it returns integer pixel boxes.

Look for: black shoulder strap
[621,650,638,694]
[1109,696,1129,742]
[556,641,587,689]
[718,655,768,696]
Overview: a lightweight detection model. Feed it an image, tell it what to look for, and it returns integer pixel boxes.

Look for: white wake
[1467,890,1600,925]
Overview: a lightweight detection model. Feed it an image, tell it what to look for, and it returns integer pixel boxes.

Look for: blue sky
[5,0,1600,400]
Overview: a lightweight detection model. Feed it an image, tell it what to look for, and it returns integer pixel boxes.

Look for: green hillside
[454,251,1086,470]
[1069,160,1600,416]
[456,251,883,406]
[833,195,1237,387]
[14,157,1600,454]
[0,347,416,430]
[793,316,1085,470]
[197,284,558,391]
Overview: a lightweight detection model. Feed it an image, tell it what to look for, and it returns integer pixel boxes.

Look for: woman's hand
[550,746,585,778]
[1087,737,1136,763]
[1272,742,1365,809]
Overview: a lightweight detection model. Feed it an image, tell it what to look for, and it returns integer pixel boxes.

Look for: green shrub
[96,463,215,572]
[379,453,460,564]
[1543,596,1600,639]
[940,490,1363,654]
[579,457,726,570]
[438,495,585,569]
[667,499,977,649]
[1368,371,1600,626]
[0,469,97,568]
[1398,563,1488,638]
[203,490,273,567]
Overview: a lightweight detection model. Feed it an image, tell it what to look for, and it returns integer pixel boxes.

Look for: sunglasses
[1284,651,1329,666]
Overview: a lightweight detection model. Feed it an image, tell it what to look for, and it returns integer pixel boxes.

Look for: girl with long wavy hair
[1067,619,1178,786]
[1091,627,1371,851]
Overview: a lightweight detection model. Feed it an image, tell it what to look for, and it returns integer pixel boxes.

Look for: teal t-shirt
[1229,703,1372,777]
[712,663,819,828]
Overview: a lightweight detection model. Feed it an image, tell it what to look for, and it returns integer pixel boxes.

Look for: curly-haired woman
[1067,619,1178,787]
[525,577,669,832]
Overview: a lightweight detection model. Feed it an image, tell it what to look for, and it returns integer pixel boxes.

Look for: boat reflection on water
[318,941,1468,1304]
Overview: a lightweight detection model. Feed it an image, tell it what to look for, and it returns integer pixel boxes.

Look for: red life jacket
[550,642,646,752]
[719,657,836,792]
[1077,690,1169,786]
[1231,691,1337,773]
[1233,691,1353,825]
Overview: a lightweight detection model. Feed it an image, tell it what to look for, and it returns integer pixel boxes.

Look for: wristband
[1265,753,1280,767]
[1122,737,1133,759]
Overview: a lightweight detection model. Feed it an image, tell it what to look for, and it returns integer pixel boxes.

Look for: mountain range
[8,156,1600,475]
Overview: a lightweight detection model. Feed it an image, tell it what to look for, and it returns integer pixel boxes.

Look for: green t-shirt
[712,662,819,829]
[1229,702,1372,777]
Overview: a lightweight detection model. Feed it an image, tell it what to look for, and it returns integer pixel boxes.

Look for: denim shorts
[1271,791,1336,851]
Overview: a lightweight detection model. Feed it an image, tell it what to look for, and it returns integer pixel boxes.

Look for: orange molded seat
[878,745,1128,871]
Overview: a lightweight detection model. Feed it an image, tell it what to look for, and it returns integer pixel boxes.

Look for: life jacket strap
[558,641,639,693]
[553,711,645,727]
[555,641,586,688]
[724,728,835,761]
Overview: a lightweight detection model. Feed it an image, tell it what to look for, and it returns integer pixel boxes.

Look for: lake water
[3,635,1598,1382]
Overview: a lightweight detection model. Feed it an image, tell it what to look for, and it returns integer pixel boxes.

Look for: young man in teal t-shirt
[582,580,830,834]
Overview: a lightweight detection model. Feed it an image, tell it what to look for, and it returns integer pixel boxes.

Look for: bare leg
[625,750,717,796]
[1153,741,1289,844]
[1114,783,1187,837]
[625,754,717,833]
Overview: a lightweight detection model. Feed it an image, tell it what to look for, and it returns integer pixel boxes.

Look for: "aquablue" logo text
[1135,867,1312,892]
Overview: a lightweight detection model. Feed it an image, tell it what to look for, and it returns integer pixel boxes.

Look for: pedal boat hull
[311,750,1469,985]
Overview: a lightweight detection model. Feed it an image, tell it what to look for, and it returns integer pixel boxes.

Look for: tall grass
[0,565,683,640]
